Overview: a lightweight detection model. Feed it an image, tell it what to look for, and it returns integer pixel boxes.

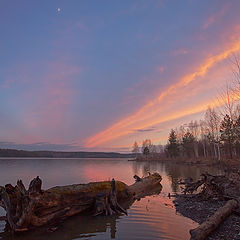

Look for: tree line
[133,55,240,161]
[166,55,240,161]
[165,107,240,160]
[132,139,165,159]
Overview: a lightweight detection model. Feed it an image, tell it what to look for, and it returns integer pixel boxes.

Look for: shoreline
[133,157,240,170]
[173,194,240,240]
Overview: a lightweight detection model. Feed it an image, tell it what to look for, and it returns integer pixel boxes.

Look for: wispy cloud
[202,16,216,30]
[1,59,82,145]
[202,6,227,30]
[85,35,240,148]
[25,61,81,132]
[135,127,157,133]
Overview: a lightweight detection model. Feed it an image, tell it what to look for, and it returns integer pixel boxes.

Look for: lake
[0,158,222,240]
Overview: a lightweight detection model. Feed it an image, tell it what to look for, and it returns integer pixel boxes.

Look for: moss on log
[0,173,162,232]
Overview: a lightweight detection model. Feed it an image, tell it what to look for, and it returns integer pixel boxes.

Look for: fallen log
[189,199,239,240]
[179,173,230,197]
[0,172,162,232]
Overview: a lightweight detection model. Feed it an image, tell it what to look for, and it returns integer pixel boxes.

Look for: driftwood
[180,173,236,198]
[190,199,239,240]
[178,171,240,240]
[0,173,162,232]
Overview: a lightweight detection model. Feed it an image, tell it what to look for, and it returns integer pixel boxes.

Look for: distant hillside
[0,148,133,158]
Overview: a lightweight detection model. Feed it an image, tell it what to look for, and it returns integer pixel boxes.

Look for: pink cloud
[24,61,81,142]
[202,16,216,30]
[202,6,227,30]
[85,34,240,148]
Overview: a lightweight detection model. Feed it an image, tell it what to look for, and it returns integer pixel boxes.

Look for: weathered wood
[179,173,231,198]
[190,199,239,240]
[133,175,142,182]
[93,178,127,216]
[0,172,162,232]
[28,176,42,195]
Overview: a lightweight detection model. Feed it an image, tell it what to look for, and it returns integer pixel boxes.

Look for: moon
[57,8,61,13]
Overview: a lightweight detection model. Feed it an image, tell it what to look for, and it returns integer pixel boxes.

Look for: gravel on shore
[173,194,240,240]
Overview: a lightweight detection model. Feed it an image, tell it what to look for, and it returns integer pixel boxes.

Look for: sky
[1,0,240,152]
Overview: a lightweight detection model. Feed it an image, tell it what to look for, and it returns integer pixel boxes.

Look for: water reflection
[131,161,222,194]
[0,158,221,240]
[0,215,119,240]
[0,181,162,240]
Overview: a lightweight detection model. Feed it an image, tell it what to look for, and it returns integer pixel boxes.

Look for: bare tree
[199,120,208,158]
[175,125,186,157]
[156,144,165,153]
[205,107,221,160]
[188,120,199,158]
[218,82,237,120]
[132,141,140,158]
[218,54,240,121]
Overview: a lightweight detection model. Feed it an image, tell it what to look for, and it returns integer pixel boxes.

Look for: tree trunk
[190,199,239,240]
[194,142,199,158]
[213,143,217,159]
[202,142,206,158]
[228,137,233,159]
[0,173,162,232]
[217,143,221,161]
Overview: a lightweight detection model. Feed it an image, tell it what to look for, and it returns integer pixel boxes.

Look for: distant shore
[0,148,133,158]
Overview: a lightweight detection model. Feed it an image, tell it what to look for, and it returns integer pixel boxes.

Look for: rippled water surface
[0,158,222,240]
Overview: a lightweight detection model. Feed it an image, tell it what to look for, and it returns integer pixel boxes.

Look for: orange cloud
[85,37,240,148]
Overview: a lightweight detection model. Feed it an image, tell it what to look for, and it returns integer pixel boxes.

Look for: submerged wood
[0,173,162,232]
[190,199,239,240]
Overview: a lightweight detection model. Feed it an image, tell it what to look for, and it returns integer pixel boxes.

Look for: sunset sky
[1,0,240,152]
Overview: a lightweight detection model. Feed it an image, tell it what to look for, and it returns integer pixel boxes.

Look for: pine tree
[182,131,195,158]
[143,146,150,156]
[220,114,235,159]
[166,129,179,158]
[234,116,240,141]
[141,139,153,154]
[234,116,240,156]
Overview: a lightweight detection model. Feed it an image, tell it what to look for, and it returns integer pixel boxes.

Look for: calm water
[0,158,222,240]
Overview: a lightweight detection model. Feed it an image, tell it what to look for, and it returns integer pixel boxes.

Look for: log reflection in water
[0,183,162,240]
